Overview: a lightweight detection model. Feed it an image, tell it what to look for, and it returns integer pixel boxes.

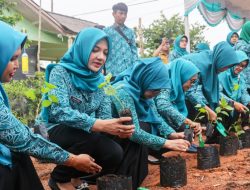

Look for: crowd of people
[0,2,250,190]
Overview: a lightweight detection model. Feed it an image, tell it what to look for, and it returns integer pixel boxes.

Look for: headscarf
[240,21,250,43]
[219,50,249,101]
[0,21,27,167]
[113,57,170,124]
[226,31,239,46]
[195,42,210,52]
[173,35,188,56]
[168,59,199,117]
[59,27,111,92]
[182,41,238,110]
[40,27,110,123]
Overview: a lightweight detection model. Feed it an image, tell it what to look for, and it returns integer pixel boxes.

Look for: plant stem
[36,98,42,118]
[193,112,202,122]
[114,94,124,110]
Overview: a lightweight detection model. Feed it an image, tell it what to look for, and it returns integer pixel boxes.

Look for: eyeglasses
[236,63,248,69]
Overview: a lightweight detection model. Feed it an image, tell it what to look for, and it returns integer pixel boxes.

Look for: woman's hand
[65,154,102,174]
[92,117,135,138]
[205,106,217,122]
[185,119,202,134]
[163,139,190,152]
[234,101,249,113]
[168,132,184,139]
[189,121,202,134]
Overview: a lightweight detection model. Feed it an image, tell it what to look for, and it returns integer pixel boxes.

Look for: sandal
[75,180,89,190]
[148,155,160,165]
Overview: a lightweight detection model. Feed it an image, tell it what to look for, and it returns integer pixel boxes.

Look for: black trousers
[48,125,123,183]
[0,152,44,190]
[113,122,150,190]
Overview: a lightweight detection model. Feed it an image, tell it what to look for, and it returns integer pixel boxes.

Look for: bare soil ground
[33,147,250,190]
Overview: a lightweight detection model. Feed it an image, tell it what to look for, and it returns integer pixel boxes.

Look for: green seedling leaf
[225,105,234,111]
[98,82,107,88]
[217,117,222,122]
[199,107,207,113]
[45,81,56,89]
[195,104,202,109]
[105,73,112,83]
[215,107,221,114]
[41,87,51,94]
[221,111,229,116]
[233,83,240,91]
[237,130,245,136]
[220,98,228,107]
[198,115,205,120]
[97,73,125,109]
[49,95,59,103]
[42,100,52,107]
[24,89,36,100]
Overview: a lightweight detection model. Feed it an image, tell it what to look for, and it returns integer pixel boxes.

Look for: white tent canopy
[184,0,250,50]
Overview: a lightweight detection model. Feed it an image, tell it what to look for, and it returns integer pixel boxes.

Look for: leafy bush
[3,72,44,126]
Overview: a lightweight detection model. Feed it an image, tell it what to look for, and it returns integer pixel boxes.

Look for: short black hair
[112,2,128,13]
[94,24,105,30]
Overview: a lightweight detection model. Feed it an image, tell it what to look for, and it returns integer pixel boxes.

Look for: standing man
[104,2,138,79]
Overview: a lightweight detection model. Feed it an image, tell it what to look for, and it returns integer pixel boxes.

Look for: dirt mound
[33,148,250,190]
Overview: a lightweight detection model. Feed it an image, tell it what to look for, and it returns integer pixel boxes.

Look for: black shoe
[48,178,60,190]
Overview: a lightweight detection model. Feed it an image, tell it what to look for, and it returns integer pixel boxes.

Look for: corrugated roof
[47,12,98,35]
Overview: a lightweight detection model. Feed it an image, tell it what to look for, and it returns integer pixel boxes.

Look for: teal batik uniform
[0,20,70,190]
[0,21,69,169]
[39,28,112,130]
[234,21,250,90]
[104,24,138,77]
[111,57,175,190]
[154,59,199,130]
[112,57,175,150]
[37,28,123,185]
[219,50,250,105]
[183,41,239,110]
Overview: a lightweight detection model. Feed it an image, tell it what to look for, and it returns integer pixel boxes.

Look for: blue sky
[33,0,232,48]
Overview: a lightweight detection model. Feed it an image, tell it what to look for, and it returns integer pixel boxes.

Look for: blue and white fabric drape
[184,0,249,31]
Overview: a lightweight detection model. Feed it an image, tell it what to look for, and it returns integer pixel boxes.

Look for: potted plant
[97,174,132,190]
[160,155,187,187]
[237,109,250,148]
[194,104,214,137]
[98,73,133,125]
[215,98,240,156]
[194,105,221,170]
[239,128,250,148]
[183,104,207,144]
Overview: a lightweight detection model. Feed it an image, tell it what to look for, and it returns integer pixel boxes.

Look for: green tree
[0,0,22,25]
[136,13,208,56]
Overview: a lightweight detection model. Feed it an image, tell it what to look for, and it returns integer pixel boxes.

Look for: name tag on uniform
[70,96,82,104]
